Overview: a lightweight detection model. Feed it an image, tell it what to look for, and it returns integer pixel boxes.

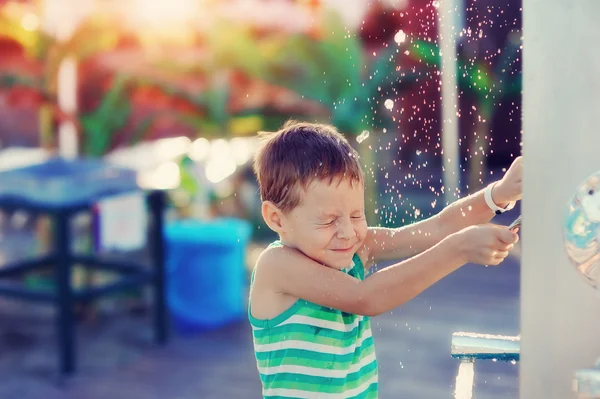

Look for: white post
[57,57,78,159]
[521,0,600,397]
[437,0,461,204]
[41,0,92,159]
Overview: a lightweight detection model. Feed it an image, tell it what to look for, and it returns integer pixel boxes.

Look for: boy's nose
[336,219,356,240]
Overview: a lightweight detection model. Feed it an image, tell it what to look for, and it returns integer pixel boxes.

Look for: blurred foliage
[409,35,522,100]
[205,11,371,134]
[80,74,136,157]
[0,9,48,59]
[0,2,521,158]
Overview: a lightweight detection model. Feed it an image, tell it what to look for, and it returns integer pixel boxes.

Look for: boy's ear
[262,201,286,233]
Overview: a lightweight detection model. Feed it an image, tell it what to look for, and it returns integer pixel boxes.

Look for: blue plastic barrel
[165,218,252,333]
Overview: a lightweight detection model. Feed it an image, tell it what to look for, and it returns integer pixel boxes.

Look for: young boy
[249,121,521,398]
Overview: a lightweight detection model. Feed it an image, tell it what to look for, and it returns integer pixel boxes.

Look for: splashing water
[356,130,370,144]
[454,361,475,399]
[346,3,524,395]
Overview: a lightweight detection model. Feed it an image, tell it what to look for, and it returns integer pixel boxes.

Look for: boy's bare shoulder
[254,245,304,279]
[251,246,302,319]
[257,244,309,266]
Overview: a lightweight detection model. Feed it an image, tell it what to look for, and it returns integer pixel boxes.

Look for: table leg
[149,190,168,344]
[54,211,75,375]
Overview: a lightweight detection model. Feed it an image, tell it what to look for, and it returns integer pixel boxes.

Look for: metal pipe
[451,332,520,362]
[436,0,461,204]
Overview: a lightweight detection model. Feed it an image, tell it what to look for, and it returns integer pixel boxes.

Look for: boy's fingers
[493,250,510,260]
[488,257,502,266]
[499,244,514,251]
[497,227,518,244]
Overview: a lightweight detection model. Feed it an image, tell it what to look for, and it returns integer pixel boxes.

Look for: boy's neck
[278,237,297,250]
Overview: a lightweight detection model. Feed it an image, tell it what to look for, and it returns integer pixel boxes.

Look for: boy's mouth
[331,246,354,253]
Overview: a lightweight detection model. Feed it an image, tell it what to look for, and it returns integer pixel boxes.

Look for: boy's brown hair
[253,120,364,213]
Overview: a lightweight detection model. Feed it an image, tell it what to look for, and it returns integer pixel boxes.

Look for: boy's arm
[257,225,516,317]
[363,187,505,263]
[364,157,522,264]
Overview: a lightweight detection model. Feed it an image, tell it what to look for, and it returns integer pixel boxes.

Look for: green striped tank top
[248,242,379,398]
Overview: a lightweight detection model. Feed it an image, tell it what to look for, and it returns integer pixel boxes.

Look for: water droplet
[356,130,370,144]
[394,30,407,44]
[384,99,395,110]
[432,0,440,8]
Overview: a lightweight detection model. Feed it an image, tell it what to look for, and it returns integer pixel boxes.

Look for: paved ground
[0,224,520,399]
[0,166,521,399]
[0,256,520,399]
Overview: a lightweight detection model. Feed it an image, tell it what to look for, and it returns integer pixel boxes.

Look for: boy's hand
[452,224,519,266]
[493,156,523,204]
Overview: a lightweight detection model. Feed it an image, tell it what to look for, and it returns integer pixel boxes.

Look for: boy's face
[281,177,368,270]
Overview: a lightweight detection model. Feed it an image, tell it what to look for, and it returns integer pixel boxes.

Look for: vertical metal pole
[149,190,168,344]
[437,0,461,204]
[54,210,75,375]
